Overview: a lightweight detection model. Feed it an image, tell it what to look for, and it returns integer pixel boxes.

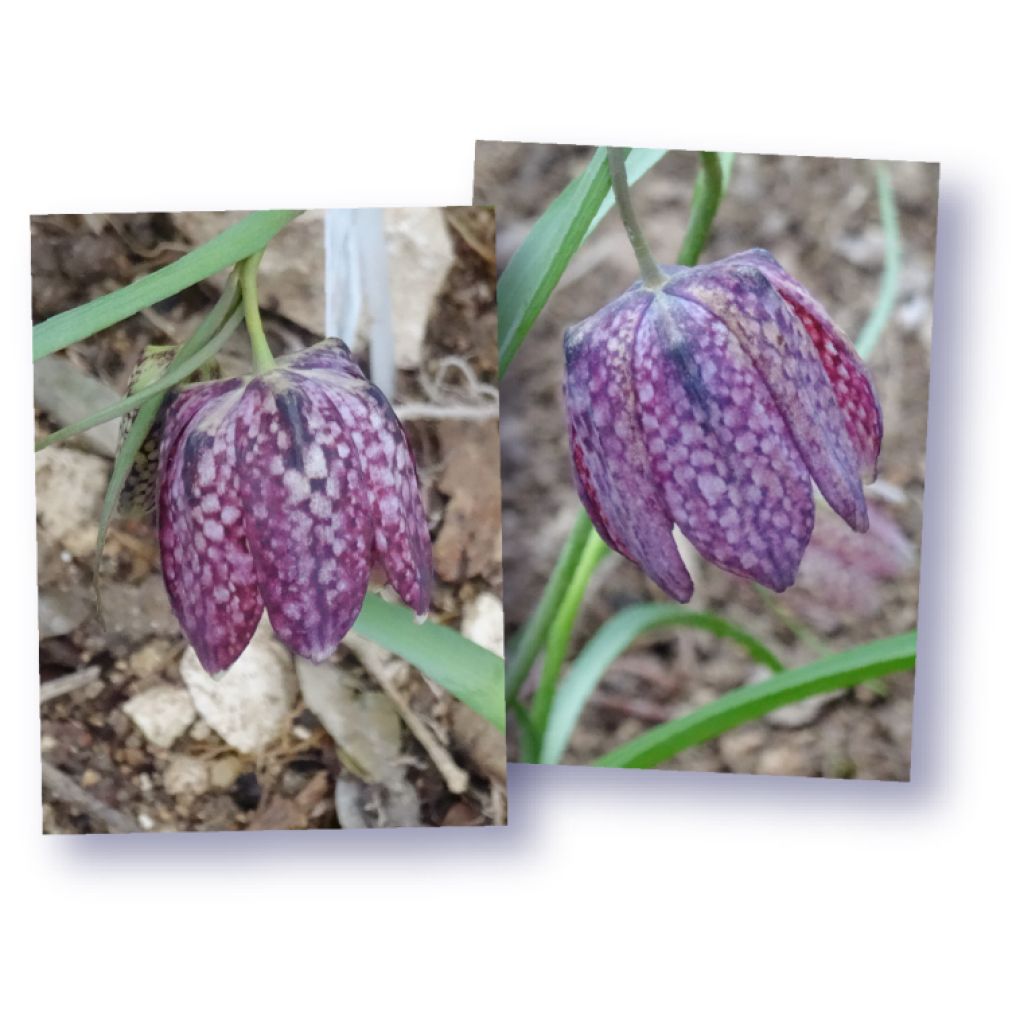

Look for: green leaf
[353,593,506,732]
[540,603,784,764]
[32,210,301,361]
[529,526,610,750]
[506,508,594,699]
[497,147,666,377]
[35,305,243,452]
[92,282,244,604]
[856,163,902,359]
[677,152,735,266]
[594,631,917,769]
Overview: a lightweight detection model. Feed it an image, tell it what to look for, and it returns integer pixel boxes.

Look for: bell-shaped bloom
[157,339,432,673]
[563,248,882,601]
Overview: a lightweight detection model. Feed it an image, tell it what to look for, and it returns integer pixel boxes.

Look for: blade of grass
[677,152,734,265]
[92,282,243,598]
[541,602,783,764]
[33,210,301,360]
[36,305,243,452]
[856,163,901,359]
[527,528,610,755]
[352,593,505,732]
[595,631,917,769]
[497,147,666,377]
[506,508,594,699]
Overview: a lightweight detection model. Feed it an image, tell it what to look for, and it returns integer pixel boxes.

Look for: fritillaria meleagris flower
[564,248,882,600]
[157,338,432,673]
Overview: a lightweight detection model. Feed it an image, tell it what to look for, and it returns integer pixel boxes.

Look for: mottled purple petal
[564,291,694,603]
[234,377,373,662]
[633,292,816,590]
[671,263,869,532]
[158,379,263,673]
[280,337,364,377]
[346,386,433,615]
[725,249,882,478]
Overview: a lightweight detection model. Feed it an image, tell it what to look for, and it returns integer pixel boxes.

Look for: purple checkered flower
[564,248,882,601]
[157,338,432,673]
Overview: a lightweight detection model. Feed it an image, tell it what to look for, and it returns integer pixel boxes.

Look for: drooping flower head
[564,248,882,601]
[158,338,432,673]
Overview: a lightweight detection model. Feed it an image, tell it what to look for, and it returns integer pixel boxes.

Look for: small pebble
[209,756,242,790]
[80,768,101,788]
[163,755,209,797]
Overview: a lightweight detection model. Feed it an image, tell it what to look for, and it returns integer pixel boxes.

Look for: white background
[2,3,1020,1020]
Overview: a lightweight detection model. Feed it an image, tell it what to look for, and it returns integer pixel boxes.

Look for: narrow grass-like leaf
[856,163,902,359]
[497,147,666,377]
[541,603,783,764]
[353,593,505,732]
[529,527,610,748]
[506,508,594,699]
[678,152,735,266]
[33,210,301,360]
[36,306,243,452]
[92,284,243,601]
[594,631,917,769]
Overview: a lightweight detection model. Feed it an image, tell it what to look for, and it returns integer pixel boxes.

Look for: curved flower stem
[677,152,724,266]
[240,249,276,373]
[607,147,667,289]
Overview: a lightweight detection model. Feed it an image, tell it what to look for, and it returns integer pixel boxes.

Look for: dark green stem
[677,152,724,266]
[607,148,667,288]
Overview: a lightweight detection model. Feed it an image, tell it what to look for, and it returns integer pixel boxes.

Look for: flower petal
[672,263,869,532]
[725,249,882,478]
[564,291,694,602]
[280,337,364,377]
[158,379,264,674]
[634,292,816,590]
[344,385,433,615]
[283,339,433,615]
[234,377,373,662]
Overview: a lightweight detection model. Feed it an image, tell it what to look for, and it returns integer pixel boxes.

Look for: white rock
[460,591,505,657]
[122,685,197,748]
[35,447,109,553]
[163,755,209,797]
[379,208,453,369]
[180,619,297,754]
[295,659,402,782]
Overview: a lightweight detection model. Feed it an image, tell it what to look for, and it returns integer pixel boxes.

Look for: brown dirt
[475,143,937,779]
